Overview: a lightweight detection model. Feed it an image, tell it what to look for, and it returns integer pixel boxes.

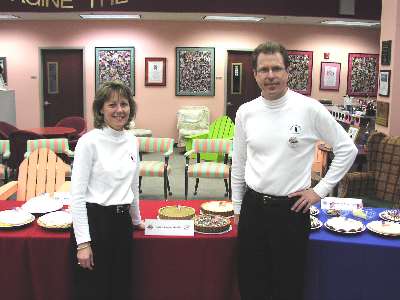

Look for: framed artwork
[0,57,7,84]
[145,57,166,86]
[347,126,359,142]
[347,53,379,97]
[320,62,341,91]
[376,101,389,127]
[176,47,215,96]
[378,70,391,97]
[287,50,313,95]
[95,47,135,93]
[381,40,392,66]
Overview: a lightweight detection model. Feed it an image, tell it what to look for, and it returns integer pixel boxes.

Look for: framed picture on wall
[347,53,379,97]
[287,50,313,95]
[176,47,215,96]
[95,47,135,93]
[0,57,7,85]
[378,70,391,97]
[320,62,341,91]
[145,57,166,86]
[347,126,359,142]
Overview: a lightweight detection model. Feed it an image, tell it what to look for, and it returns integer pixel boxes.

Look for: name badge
[144,219,194,236]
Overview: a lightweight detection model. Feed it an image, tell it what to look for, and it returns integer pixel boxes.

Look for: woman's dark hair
[92,80,136,129]
[251,41,289,70]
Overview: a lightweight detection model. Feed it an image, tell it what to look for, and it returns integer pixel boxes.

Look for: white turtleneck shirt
[71,126,141,245]
[231,89,358,214]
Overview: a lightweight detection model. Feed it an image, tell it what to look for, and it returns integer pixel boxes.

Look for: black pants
[238,188,310,300]
[70,203,133,300]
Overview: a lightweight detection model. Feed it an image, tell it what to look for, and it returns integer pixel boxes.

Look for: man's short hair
[252,41,289,70]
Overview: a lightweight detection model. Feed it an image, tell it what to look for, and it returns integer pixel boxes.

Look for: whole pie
[325,217,365,233]
[200,201,234,217]
[367,220,400,236]
[158,205,195,220]
[380,209,400,222]
[194,214,231,233]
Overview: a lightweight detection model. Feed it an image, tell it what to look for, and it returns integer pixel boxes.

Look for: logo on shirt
[289,124,302,135]
[288,123,302,148]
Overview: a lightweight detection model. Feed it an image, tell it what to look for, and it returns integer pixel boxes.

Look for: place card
[321,197,363,211]
[144,219,194,236]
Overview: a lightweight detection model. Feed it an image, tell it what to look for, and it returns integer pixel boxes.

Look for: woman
[71,80,144,300]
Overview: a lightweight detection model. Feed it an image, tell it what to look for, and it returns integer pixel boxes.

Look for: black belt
[86,203,131,214]
[246,186,300,205]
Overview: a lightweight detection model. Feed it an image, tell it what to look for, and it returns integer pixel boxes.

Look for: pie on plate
[21,194,63,214]
[367,220,400,237]
[0,209,35,228]
[324,217,365,234]
[310,206,319,216]
[200,201,234,217]
[37,210,72,229]
[194,214,231,234]
[379,210,400,222]
[310,215,322,230]
[158,205,195,220]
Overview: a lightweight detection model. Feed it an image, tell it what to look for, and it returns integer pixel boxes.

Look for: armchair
[0,148,70,201]
[338,132,400,208]
[176,106,209,149]
[184,139,232,199]
[137,137,174,200]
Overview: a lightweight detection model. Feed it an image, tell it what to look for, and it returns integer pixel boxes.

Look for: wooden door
[42,49,83,126]
[226,50,260,121]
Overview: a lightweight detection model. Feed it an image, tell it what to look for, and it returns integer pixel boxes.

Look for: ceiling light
[203,16,264,22]
[321,20,380,27]
[0,15,20,20]
[80,14,141,20]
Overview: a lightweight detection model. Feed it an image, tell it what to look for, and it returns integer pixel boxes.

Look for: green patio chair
[185,115,234,161]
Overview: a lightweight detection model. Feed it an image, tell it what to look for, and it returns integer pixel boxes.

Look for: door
[226,50,260,121]
[42,49,83,126]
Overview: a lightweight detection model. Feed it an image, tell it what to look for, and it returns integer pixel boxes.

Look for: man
[231,41,357,300]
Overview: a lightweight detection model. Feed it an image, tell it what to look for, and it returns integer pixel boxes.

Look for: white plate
[310,206,319,216]
[379,211,400,222]
[0,209,35,228]
[21,195,63,214]
[195,225,232,235]
[324,220,366,234]
[367,220,400,237]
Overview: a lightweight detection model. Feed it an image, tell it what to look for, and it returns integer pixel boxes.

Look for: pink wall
[0,20,379,139]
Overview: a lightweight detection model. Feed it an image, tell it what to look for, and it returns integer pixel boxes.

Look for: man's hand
[289,188,321,213]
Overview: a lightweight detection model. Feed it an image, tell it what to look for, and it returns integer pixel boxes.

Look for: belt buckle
[262,195,272,204]
[116,205,125,214]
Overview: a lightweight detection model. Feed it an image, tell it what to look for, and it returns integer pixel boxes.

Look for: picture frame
[381,40,392,66]
[176,47,215,96]
[376,101,389,127]
[0,57,7,85]
[320,62,341,91]
[378,70,391,97]
[287,50,313,95]
[347,53,379,97]
[95,47,135,93]
[347,126,359,142]
[145,57,166,86]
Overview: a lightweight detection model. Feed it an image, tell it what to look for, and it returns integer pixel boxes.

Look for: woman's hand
[77,243,94,270]
[133,221,145,230]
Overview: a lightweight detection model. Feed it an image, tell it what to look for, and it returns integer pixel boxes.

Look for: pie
[200,201,234,217]
[37,210,72,229]
[194,214,231,233]
[325,217,365,233]
[0,209,35,228]
[158,205,195,220]
[310,206,319,216]
[367,220,400,236]
[310,215,322,230]
[379,209,400,222]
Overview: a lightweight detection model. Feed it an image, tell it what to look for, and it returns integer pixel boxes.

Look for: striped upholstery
[26,138,74,158]
[188,162,230,178]
[137,137,174,155]
[137,137,174,199]
[140,161,171,177]
[184,138,232,199]
[192,139,232,154]
[0,140,10,159]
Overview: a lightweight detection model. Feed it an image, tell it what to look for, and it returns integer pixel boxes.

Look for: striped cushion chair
[137,137,174,200]
[184,138,232,200]
[0,140,11,183]
[26,138,74,161]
